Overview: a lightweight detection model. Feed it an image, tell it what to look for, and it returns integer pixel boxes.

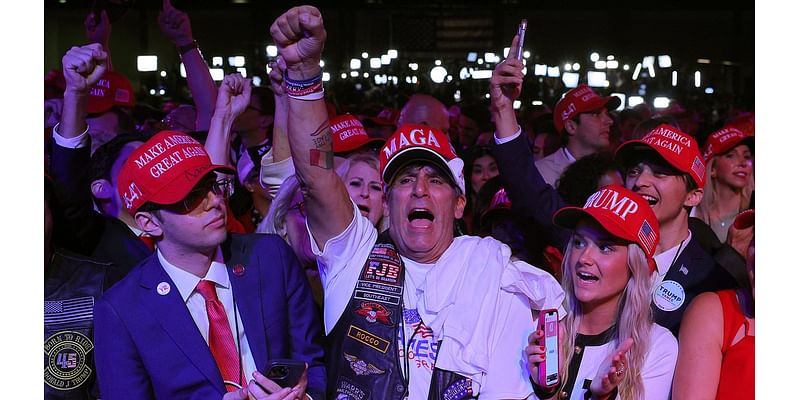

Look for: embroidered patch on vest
[355,301,394,325]
[335,377,370,400]
[354,289,401,305]
[344,353,386,376]
[443,377,473,400]
[44,331,94,391]
[362,260,401,284]
[347,325,391,353]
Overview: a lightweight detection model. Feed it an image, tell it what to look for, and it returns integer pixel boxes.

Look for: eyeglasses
[167,178,234,214]
[288,201,306,218]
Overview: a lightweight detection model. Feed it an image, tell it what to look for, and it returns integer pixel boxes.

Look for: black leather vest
[327,232,476,400]
[44,249,110,400]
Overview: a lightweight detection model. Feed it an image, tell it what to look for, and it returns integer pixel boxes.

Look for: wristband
[177,40,198,56]
[284,71,324,100]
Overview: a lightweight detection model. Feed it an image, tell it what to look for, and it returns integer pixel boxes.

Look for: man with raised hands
[489,34,737,337]
[270,5,564,399]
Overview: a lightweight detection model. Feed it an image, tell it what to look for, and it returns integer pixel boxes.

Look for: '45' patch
[44,331,93,391]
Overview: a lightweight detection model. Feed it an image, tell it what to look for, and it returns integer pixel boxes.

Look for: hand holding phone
[515,19,527,60]
[263,359,306,388]
[537,309,560,387]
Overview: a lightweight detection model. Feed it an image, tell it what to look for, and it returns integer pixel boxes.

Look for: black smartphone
[263,359,306,388]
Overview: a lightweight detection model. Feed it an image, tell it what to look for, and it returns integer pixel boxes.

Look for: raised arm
[489,35,570,249]
[270,6,352,247]
[269,56,291,163]
[84,9,113,70]
[205,73,251,168]
[158,0,217,131]
[60,44,107,139]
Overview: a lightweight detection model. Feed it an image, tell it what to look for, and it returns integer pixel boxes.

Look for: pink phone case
[538,309,560,387]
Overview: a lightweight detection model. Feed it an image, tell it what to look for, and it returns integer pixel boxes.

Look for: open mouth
[357,204,370,216]
[577,271,599,282]
[639,194,658,206]
[408,208,434,228]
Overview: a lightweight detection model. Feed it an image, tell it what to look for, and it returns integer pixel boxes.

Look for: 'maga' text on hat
[584,188,639,220]
[382,128,441,159]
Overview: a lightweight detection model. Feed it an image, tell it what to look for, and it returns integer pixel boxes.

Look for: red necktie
[195,280,244,391]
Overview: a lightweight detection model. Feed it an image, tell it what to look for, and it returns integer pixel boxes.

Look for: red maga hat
[554,185,660,272]
[379,124,464,193]
[331,114,385,154]
[702,126,754,162]
[87,70,135,114]
[615,124,706,188]
[553,84,620,133]
[117,131,234,214]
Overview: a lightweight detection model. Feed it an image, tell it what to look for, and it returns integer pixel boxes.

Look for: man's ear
[563,119,579,137]
[453,193,467,219]
[134,211,164,238]
[684,188,704,208]
[91,179,114,201]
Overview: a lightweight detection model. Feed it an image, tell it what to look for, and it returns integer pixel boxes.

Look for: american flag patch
[637,220,657,254]
[44,296,94,326]
[691,156,705,181]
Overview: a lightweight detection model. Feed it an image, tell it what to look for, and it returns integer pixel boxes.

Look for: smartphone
[516,19,527,60]
[263,359,305,388]
[538,309,559,387]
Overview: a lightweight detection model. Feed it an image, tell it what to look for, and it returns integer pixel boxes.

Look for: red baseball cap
[331,114,385,154]
[87,70,135,114]
[480,187,512,227]
[554,185,660,271]
[702,126,754,161]
[615,124,706,188]
[117,131,234,214]
[379,124,465,193]
[553,84,621,133]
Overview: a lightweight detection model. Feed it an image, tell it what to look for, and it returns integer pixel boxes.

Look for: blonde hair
[257,175,301,240]
[695,156,754,226]
[337,152,388,232]
[558,241,654,399]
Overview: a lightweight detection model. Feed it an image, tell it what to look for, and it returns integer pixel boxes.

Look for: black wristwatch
[177,40,198,56]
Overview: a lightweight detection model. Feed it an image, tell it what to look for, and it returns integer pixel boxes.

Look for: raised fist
[269,6,326,79]
[215,73,252,123]
[61,44,108,94]
[85,9,111,46]
[158,0,194,46]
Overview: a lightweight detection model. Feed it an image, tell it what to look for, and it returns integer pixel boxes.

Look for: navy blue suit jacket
[94,233,326,399]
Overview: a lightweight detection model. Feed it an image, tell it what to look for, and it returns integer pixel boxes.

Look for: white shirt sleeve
[52,123,90,149]
[640,325,679,400]
[307,201,377,333]
[259,149,296,199]
[493,125,523,145]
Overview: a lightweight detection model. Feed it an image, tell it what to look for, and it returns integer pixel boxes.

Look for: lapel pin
[157,282,171,296]
[679,265,689,275]
[233,264,246,276]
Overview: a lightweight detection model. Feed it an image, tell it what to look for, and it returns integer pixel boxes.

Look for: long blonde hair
[257,175,301,240]
[695,155,754,225]
[558,241,654,399]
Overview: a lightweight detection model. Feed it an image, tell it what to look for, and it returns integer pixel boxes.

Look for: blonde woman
[694,126,754,241]
[526,186,677,399]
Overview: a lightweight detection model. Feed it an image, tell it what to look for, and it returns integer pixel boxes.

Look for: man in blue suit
[93,129,325,399]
